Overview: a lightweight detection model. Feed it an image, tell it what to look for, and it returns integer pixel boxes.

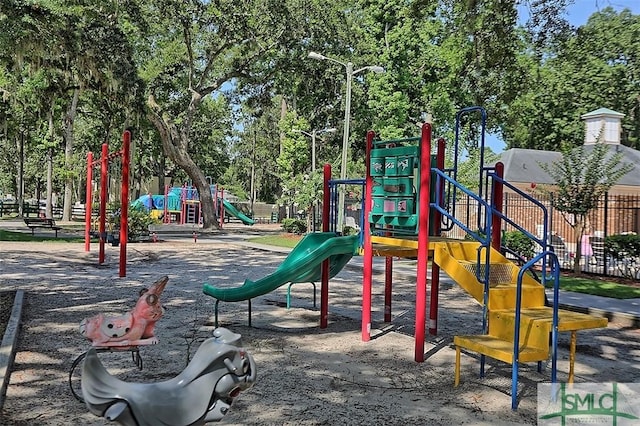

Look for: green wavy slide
[203,232,359,302]
[221,199,255,225]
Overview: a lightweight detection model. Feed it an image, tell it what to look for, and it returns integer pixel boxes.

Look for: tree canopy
[1,0,639,228]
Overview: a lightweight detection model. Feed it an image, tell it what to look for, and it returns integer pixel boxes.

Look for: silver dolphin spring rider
[81,328,257,425]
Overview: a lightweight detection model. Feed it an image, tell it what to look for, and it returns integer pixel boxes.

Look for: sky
[564,0,639,24]
[487,0,640,152]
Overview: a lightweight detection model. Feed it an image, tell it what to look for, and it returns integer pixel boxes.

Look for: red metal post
[119,130,130,278]
[362,131,375,341]
[415,123,432,362]
[320,164,332,328]
[163,185,169,223]
[99,143,108,264]
[180,184,187,225]
[85,152,93,252]
[429,138,446,335]
[491,162,505,251]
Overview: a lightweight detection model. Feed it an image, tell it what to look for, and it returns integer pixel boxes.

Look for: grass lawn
[247,234,640,300]
[558,275,640,299]
[247,234,303,248]
[0,229,85,243]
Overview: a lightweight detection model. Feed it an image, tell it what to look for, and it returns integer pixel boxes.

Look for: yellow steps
[499,307,608,332]
[453,335,549,364]
[454,307,608,386]
[366,236,608,385]
[436,241,609,387]
[489,310,550,351]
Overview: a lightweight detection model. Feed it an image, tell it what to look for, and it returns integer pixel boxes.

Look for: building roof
[494,148,561,185]
[495,144,639,186]
[581,143,639,186]
[580,107,625,119]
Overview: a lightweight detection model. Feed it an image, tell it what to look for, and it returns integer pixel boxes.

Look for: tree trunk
[147,98,219,230]
[46,105,55,218]
[184,157,217,229]
[156,155,166,196]
[573,234,582,274]
[573,219,587,274]
[16,130,24,217]
[279,97,287,157]
[62,87,80,221]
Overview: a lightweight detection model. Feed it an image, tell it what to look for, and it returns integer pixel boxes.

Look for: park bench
[23,217,62,237]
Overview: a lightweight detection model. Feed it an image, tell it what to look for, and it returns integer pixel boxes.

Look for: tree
[140,0,306,229]
[502,7,640,150]
[0,1,142,219]
[276,112,311,215]
[539,141,633,273]
[223,99,282,205]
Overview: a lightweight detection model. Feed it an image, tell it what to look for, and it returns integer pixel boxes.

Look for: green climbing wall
[369,143,436,235]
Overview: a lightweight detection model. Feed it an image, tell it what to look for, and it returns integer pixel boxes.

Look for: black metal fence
[448,192,640,279]
[0,201,62,218]
[0,201,87,220]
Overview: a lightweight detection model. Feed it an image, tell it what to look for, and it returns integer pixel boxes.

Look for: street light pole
[311,129,317,172]
[337,61,353,234]
[296,127,336,231]
[297,127,337,170]
[307,51,384,233]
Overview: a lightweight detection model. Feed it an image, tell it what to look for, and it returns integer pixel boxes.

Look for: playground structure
[202,106,609,409]
[360,113,606,410]
[83,130,131,277]
[132,184,255,227]
[82,130,253,278]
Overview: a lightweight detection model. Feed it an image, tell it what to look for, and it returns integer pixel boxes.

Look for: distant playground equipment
[202,106,608,409]
[83,130,132,277]
[131,184,255,227]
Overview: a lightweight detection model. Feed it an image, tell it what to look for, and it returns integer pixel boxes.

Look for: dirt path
[0,239,638,425]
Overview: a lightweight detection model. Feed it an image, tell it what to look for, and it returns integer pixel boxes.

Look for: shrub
[281,218,307,234]
[342,225,359,236]
[109,205,160,241]
[465,229,535,259]
[502,230,535,259]
[464,230,486,242]
[604,233,640,260]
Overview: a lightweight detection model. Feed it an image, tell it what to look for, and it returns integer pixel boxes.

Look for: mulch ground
[0,291,14,338]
